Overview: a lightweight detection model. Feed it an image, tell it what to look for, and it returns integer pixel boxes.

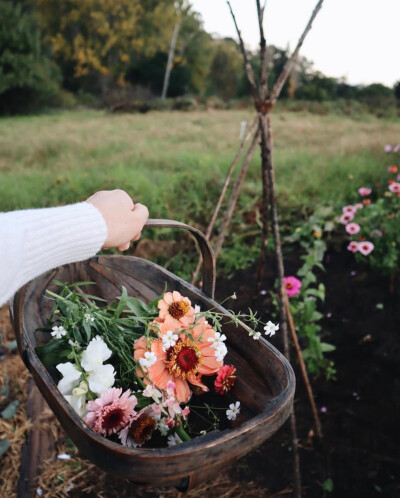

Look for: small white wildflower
[252,332,261,340]
[84,313,94,323]
[167,433,183,446]
[226,401,241,421]
[215,342,227,362]
[68,339,81,349]
[51,325,66,339]
[139,351,157,369]
[231,292,237,300]
[194,304,201,314]
[162,330,178,351]
[264,321,279,337]
[208,332,227,349]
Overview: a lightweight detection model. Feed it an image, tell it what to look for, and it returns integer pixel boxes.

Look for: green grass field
[1,109,399,220]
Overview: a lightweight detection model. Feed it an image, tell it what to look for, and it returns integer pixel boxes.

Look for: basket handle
[144,219,215,299]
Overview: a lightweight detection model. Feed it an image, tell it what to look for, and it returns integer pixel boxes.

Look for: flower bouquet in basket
[35,282,279,448]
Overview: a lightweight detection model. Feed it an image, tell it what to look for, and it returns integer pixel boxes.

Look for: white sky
[190,0,400,87]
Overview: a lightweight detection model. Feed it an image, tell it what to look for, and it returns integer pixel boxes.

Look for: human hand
[86,190,149,251]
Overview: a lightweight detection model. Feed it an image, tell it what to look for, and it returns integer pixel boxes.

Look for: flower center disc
[168,300,190,320]
[103,407,124,432]
[166,337,202,379]
[286,282,293,290]
[129,414,156,445]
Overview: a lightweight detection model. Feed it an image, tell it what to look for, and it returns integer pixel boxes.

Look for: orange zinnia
[157,291,195,329]
[134,318,223,403]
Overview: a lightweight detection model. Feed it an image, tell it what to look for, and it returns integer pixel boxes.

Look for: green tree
[0,0,61,113]
[207,38,243,100]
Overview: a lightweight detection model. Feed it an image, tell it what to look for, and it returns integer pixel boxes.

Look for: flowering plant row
[36,282,278,448]
[340,148,400,276]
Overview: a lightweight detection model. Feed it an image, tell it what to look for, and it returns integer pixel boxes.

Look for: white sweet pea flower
[215,342,227,362]
[64,389,87,417]
[81,336,112,372]
[51,325,67,339]
[226,401,241,420]
[208,332,227,349]
[167,433,183,446]
[162,331,178,351]
[143,384,162,402]
[139,351,157,369]
[264,321,279,337]
[87,364,115,394]
[56,362,82,395]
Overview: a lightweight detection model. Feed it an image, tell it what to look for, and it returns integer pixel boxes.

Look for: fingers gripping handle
[144,219,216,299]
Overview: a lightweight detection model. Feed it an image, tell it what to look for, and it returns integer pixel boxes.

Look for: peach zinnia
[158,291,195,329]
[134,319,223,403]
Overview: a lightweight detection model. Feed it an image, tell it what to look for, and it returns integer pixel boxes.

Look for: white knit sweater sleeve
[0,202,107,306]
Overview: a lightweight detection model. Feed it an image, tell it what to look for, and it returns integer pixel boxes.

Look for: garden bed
[1,247,399,497]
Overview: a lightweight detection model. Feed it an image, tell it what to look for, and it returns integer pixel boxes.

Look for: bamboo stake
[214,127,260,259]
[284,294,323,439]
[191,116,258,285]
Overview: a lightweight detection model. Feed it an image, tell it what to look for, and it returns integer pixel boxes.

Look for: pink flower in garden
[388,165,398,173]
[358,187,372,196]
[84,388,138,436]
[358,241,375,256]
[397,174,400,182]
[384,145,392,152]
[342,205,357,215]
[354,203,363,210]
[284,276,302,298]
[394,144,400,153]
[388,182,400,194]
[347,241,359,253]
[345,223,361,235]
[339,212,355,224]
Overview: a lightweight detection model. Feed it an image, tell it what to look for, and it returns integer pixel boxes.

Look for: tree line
[1,0,399,114]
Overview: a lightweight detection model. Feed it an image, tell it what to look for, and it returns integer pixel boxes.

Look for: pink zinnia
[389,182,400,194]
[157,291,195,329]
[384,144,392,152]
[358,187,372,197]
[342,205,357,215]
[284,276,302,298]
[214,365,237,395]
[347,241,359,253]
[394,144,400,153]
[345,223,361,235]
[84,388,137,436]
[358,241,374,256]
[340,212,355,224]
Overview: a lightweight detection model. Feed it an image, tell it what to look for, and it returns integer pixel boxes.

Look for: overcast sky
[190,0,399,87]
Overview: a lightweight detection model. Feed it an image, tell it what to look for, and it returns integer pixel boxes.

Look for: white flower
[142,384,162,402]
[167,433,183,446]
[264,321,279,337]
[194,304,201,314]
[139,351,157,369]
[84,313,94,323]
[162,331,178,351]
[51,325,66,339]
[87,364,115,394]
[57,453,71,460]
[56,362,82,395]
[81,336,112,372]
[252,332,261,340]
[215,342,227,362]
[208,332,227,349]
[226,401,241,421]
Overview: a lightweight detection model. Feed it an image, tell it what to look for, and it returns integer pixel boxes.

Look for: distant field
[1,108,399,223]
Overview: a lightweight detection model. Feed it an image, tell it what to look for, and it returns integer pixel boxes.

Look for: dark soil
[215,248,400,497]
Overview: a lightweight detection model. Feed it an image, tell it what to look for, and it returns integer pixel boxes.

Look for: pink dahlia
[358,187,372,197]
[84,388,137,436]
[358,241,374,256]
[389,182,400,194]
[214,365,237,395]
[345,223,361,235]
[284,276,302,298]
[347,241,359,253]
[339,212,355,224]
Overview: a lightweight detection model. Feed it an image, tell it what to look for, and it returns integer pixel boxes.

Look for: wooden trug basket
[10,219,295,491]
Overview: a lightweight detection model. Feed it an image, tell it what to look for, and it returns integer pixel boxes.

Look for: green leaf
[1,400,19,419]
[322,478,334,492]
[0,440,10,458]
[72,325,83,344]
[35,340,70,365]
[320,342,336,353]
[125,296,151,316]
[82,321,92,342]
[115,286,128,318]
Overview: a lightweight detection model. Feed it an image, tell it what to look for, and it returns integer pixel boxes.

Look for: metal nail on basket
[10,219,295,491]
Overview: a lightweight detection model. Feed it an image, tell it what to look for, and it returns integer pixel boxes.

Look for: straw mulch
[0,304,276,497]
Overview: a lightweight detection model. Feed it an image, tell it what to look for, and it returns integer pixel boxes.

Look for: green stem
[176,426,191,442]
